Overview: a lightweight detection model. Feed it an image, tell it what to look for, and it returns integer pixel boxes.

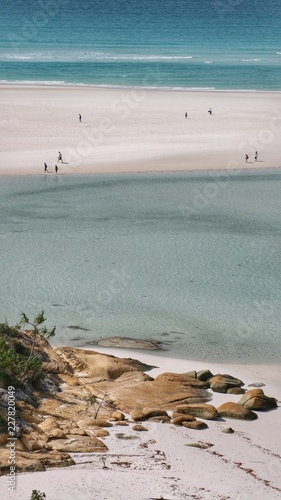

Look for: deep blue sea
[0,0,281,90]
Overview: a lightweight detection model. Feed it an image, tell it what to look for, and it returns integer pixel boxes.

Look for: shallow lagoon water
[1,170,281,363]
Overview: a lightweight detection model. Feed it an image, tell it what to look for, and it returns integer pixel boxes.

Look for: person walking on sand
[58,152,63,163]
[55,165,58,173]
[255,151,258,162]
[44,162,48,173]
[79,114,82,122]
[245,154,249,163]
[185,112,187,119]
[208,107,212,115]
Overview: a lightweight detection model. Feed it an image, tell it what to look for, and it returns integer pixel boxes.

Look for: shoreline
[1,164,281,178]
[86,345,281,390]
[1,82,281,93]
[1,85,281,176]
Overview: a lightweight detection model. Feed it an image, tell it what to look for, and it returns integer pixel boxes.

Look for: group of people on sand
[245,151,259,163]
[44,151,63,173]
[43,115,83,173]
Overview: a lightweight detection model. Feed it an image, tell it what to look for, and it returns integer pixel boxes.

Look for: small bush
[30,491,46,500]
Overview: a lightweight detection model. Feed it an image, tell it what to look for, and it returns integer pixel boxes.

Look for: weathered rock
[59,373,80,386]
[77,418,113,428]
[209,374,244,393]
[176,403,218,420]
[132,424,148,431]
[85,428,110,438]
[185,370,197,378]
[0,434,9,446]
[227,387,245,395]
[238,389,277,411]
[38,416,60,434]
[147,416,171,423]
[130,409,145,421]
[130,408,168,422]
[197,370,213,382]
[46,429,67,440]
[20,432,47,451]
[155,373,208,389]
[47,435,108,453]
[182,420,208,430]
[142,408,169,419]
[221,427,235,434]
[55,347,153,381]
[109,376,211,413]
[0,450,74,475]
[114,421,129,427]
[217,402,258,420]
[172,415,196,426]
[67,427,87,436]
[112,411,125,421]
[93,336,161,350]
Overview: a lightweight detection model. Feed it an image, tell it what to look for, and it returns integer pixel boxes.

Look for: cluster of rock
[128,384,277,430]
[0,333,278,475]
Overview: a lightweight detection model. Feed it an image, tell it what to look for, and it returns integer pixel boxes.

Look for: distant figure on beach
[185,112,187,119]
[255,151,258,161]
[55,165,58,173]
[44,162,48,173]
[79,114,82,122]
[58,152,63,163]
[208,107,212,115]
[245,154,249,163]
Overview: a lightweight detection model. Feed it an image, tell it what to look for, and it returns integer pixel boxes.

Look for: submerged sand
[0,85,280,175]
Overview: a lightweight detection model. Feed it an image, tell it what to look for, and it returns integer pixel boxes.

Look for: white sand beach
[0,85,280,175]
[0,348,280,500]
[0,85,280,499]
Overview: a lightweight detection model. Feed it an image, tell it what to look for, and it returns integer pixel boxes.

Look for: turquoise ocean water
[0,0,281,90]
[1,171,281,363]
[1,1,281,363]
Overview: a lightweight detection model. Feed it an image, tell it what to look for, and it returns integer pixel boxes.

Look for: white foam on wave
[0,50,194,63]
[242,58,262,62]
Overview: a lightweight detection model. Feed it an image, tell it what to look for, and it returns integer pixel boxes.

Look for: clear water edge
[1,169,281,364]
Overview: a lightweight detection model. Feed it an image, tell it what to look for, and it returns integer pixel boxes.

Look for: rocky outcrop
[0,329,279,477]
[154,372,209,389]
[172,415,196,426]
[0,449,74,474]
[217,402,258,420]
[176,403,218,420]
[182,420,208,430]
[238,389,277,411]
[209,374,244,393]
[47,435,108,453]
[89,336,162,350]
[130,408,169,422]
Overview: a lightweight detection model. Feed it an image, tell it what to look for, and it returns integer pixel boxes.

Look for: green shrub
[0,326,43,388]
[30,491,46,500]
